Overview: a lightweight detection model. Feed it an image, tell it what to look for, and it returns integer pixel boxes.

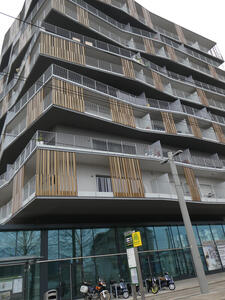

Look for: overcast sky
[0,0,224,64]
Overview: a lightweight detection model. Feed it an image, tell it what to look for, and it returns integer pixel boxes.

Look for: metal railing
[5,62,225,150]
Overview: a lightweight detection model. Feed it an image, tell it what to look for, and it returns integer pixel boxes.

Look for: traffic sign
[132,231,142,247]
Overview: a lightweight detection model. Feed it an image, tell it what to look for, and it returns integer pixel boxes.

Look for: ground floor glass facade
[0,224,225,299]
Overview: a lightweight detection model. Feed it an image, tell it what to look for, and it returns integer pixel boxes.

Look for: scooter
[110,279,129,299]
[157,272,175,290]
[145,277,159,294]
[80,279,111,300]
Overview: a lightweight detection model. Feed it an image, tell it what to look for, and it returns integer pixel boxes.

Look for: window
[96,176,112,192]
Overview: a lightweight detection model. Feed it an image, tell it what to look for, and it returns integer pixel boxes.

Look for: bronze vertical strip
[196,88,209,106]
[166,45,177,61]
[143,38,155,55]
[121,58,135,79]
[152,71,164,91]
[188,116,202,138]
[161,112,177,134]
[109,157,144,197]
[142,7,153,28]
[183,167,201,202]
[209,65,218,79]
[175,24,187,44]
[212,123,225,144]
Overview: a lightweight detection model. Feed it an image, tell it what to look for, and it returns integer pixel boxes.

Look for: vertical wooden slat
[121,58,135,79]
[175,24,187,44]
[126,0,139,19]
[40,33,86,65]
[110,98,136,128]
[51,0,65,13]
[166,45,177,61]
[188,116,202,138]
[183,167,201,202]
[36,149,78,196]
[109,157,145,198]
[1,95,9,117]
[161,112,177,134]
[143,38,155,55]
[77,6,89,27]
[52,78,85,112]
[196,88,209,107]
[26,88,45,127]
[142,7,153,28]
[212,123,225,144]
[208,65,219,80]
[12,167,24,214]
[152,71,164,91]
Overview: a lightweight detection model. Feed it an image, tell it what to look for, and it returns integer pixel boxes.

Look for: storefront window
[154,226,173,250]
[48,230,59,259]
[210,225,225,242]
[178,226,190,247]
[145,227,158,250]
[93,228,117,255]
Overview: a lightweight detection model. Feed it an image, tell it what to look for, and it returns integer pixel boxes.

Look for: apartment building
[0,0,225,299]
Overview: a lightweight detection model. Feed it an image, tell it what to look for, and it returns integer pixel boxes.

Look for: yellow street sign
[132,231,142,247]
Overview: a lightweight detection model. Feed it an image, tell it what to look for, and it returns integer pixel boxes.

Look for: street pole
[167,151,208,294]
[134,247,145,300]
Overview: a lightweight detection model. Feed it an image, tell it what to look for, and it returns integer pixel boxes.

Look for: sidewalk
[144,272,225,300]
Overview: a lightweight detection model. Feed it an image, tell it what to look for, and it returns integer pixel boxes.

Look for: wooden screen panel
[110,99,136,128]
[121,58,135,79]
[109,157,145,198]
[12,167,24,214]
[52,78,85,112]
[166,45,177,61]
[36,149,77,196]
[77,6,89,27]
[188,116,202,138]
[0,76,3,94]
[1,95,9,118]
[51,0,65,13]
[196,88,209,106]
[209,65,218,80]
[27,89,45,127]
[212,123,225,144]
[152,71,164,91]
[183,167,201,202]
[126,0,139,19]
[175,24,186,44]
[40,33,86,65]
[143,38,155,55]
[161,112,177,134]
[142,7,153,29]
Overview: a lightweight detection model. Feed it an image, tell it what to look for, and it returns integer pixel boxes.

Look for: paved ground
[141,272,225,300]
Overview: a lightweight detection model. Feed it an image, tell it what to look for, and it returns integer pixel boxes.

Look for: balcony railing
[5,64,225,154]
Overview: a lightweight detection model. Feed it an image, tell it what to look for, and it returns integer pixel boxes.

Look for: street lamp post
[162,151,208,294]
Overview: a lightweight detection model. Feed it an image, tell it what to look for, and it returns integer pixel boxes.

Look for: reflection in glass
[154,226,173,249]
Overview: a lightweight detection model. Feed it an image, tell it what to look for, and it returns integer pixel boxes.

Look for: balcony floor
[8,196,225,225]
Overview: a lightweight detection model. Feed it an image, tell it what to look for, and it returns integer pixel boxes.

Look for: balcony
[4,63,225,160]
[1,140,225,224]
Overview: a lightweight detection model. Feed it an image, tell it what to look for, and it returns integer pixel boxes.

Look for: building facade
[0,0,225,299]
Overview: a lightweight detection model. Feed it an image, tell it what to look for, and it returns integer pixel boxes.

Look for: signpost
[124,231,145,300]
